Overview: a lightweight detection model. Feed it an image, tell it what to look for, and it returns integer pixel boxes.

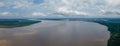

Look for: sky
[0,0,120,18]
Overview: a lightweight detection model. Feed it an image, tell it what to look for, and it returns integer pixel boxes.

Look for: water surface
[0,20,109,46]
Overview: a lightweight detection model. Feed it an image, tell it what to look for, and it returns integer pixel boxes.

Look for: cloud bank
[0,0,120,18]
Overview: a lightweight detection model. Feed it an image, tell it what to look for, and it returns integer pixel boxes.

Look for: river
[0,20,110,46]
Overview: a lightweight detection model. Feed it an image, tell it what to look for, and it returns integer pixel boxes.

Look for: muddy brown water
[0,21,110,46]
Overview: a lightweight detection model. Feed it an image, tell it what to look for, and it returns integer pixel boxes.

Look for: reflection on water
[0,20,109,46]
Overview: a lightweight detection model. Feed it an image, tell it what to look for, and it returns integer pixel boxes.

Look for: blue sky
[0,0,120,18]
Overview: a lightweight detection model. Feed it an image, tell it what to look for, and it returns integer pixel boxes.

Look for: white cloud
[0,12,20,18]
[106,0,120,6]
[103,10,120,15]
[0,12,10,15]
[57,6,90,16]
[12,1,34,9]
[32,12,46,17]
[1,0,120,18]
[0,2,4,7]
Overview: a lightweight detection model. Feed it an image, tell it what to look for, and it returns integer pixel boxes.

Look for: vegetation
[0,19,40,28]
[90,18,120,46]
